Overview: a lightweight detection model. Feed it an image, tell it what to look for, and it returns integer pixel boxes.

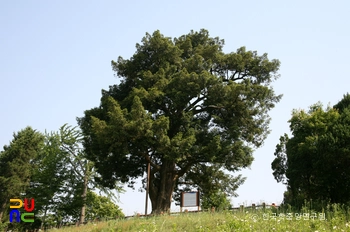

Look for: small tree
[26,124,123,226]
[84,191,124,221]
[26,131,68,228]
[200,190,232,211]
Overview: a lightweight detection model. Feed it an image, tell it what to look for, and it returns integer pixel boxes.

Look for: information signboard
[180,191,199,207]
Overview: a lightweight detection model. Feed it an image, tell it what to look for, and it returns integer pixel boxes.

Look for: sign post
[144,162,150,216]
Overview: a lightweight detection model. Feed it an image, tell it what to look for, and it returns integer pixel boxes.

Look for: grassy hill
[51,205,349,232]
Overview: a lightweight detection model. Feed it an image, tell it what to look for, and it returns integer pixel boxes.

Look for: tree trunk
[41,204,48,230]
[79,162,89,225]
[149,159,176,214]
[79,161,89,225]
[0,201,7,222]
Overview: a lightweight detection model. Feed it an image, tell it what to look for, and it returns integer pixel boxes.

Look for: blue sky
[1,0,349,216]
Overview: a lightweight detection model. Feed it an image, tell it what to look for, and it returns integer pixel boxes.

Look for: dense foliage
[78,29,282,214]
[272,94,350,208]
[0,127,44,222]
[0,125,123,231]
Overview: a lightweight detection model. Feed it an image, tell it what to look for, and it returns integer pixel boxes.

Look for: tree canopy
[78,29,282,214]
[0,127,44,222]
[272,93,350,208]
[0,125,124,231]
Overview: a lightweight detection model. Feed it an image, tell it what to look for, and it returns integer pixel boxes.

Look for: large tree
[78,29,281,214]
[272,94,350,208]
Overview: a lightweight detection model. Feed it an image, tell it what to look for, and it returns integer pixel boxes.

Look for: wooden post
[180,192,183,213]
[144,162,150,216]
[197,190,200,212]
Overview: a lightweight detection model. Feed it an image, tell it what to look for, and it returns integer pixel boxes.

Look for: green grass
[51,206,350,232]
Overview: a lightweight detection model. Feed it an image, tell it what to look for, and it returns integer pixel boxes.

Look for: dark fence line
[116,203,279,220]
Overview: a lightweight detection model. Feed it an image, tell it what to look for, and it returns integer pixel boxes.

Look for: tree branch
[61,144,85,179]
[140,152,161,171]
[185,96,206,112]
[193,104,224,114]
[174,161,194,181]
[177,181,194,185]
[231,70,248,81]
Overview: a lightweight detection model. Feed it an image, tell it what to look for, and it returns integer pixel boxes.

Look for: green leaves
[85,191,124,220]
[79,29,281,213]
[0,127,45,221]
[272,96,350,207]
[271,134,288,184]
